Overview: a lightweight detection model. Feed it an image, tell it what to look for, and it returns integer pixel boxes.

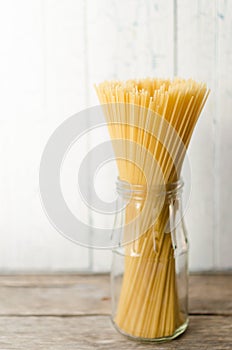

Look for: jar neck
[116,177,184,201]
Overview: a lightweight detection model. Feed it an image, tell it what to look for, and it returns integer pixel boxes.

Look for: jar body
[111,180,188,341]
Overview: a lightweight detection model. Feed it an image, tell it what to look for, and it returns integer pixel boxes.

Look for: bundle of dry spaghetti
[95,78,209,339]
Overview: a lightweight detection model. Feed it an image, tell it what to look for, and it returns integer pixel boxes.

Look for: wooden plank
[189,274,232,315]
[217,0,232,269]
[0,316,230,349]
[177,0,216,270]
[0,274,110,316]
[0,274,109,287]
[0,274,231,316]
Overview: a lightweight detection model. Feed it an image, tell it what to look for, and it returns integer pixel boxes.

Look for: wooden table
[0,274,231,349]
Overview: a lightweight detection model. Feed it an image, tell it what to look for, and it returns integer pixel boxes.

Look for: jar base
[111,318,189,343]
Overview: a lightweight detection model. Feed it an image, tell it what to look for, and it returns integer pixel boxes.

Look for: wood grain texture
[0,274,231,316]
[0,274,110,316]
[0,274,231,349]
[189,274,232,315]
[0,316,231,350]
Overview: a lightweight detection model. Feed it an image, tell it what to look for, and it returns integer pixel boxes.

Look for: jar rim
[116,177,184,198]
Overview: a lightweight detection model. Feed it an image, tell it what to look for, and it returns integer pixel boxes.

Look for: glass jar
[111,178,188,342]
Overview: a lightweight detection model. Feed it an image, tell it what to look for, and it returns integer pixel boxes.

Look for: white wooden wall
[0,0,231,271]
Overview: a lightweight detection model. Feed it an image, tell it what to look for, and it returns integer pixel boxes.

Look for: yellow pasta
[95,78,209,339]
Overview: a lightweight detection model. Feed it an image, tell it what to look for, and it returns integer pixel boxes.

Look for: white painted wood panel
[0,0,89,271]
[42,0,90,270]
[217,0,232,269]
[177,0,216,270]
[0,0,231,271]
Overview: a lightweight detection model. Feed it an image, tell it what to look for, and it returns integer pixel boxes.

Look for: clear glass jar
[111,178,188,342]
